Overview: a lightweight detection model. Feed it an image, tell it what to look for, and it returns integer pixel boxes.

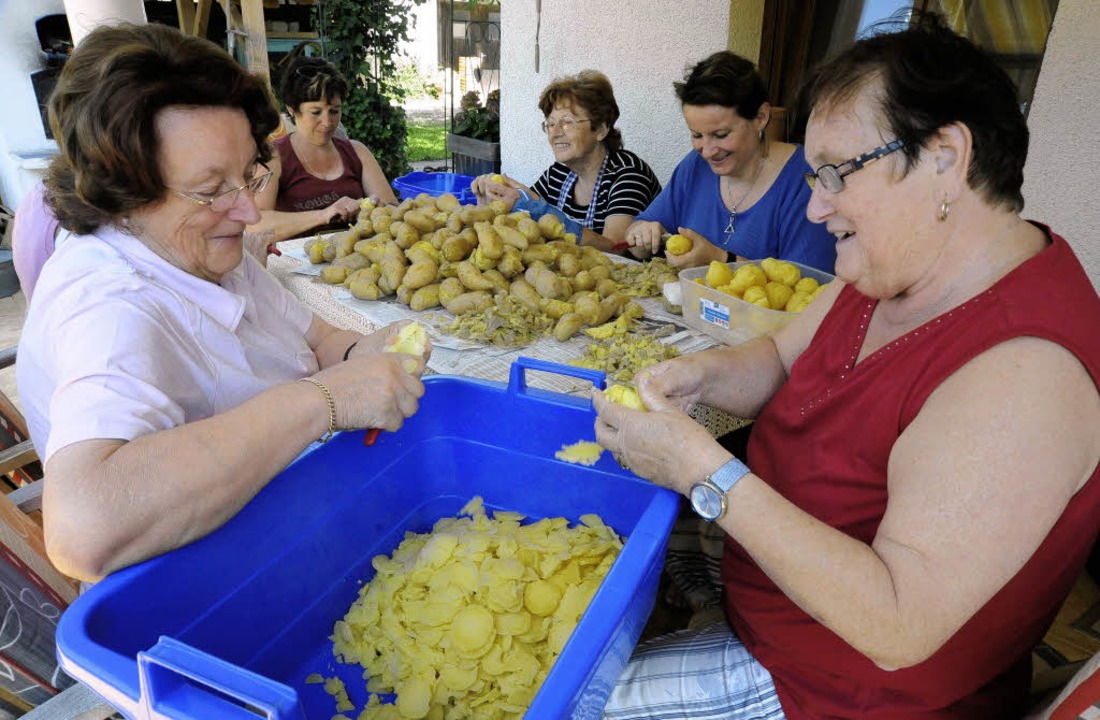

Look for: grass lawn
[407,122,447,162]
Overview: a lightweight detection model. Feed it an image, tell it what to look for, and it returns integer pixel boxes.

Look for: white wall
[1021,0,1100,288]
[402,0,439,75]
[62,0,146,46]
[0,0,67,211]
[498,0,731,187]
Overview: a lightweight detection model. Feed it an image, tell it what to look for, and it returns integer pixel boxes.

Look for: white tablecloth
[266,237,748,437]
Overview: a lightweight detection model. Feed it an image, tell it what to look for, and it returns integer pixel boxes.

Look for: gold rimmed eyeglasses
[541,117,592,134]
[169,165,273,213]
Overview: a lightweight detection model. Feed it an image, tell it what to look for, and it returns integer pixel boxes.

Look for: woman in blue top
[626,51,836,273]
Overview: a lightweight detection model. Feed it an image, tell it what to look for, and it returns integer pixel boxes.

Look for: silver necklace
[294,136,339,180]
[723,154,767,237]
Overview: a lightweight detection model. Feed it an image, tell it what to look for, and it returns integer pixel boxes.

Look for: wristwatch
[689,457,752,521]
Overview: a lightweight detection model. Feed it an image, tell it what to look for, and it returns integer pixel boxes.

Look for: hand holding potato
[470,173,524,210]
[663,227,726,270]
[592,387,721,495]
[350,320,433,365]
[635,356,709,415]
[323,195,362,224]
[314,351,426,433]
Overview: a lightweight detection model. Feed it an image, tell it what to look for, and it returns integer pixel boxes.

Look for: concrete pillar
[62,0,146,46]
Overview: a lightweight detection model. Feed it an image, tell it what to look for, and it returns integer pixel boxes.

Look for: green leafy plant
[387,58,441,101]
[452,89,500,142]
[315,0,428,180]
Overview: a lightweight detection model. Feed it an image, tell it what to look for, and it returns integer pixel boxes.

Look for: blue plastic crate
[392,171,476,205]
[56,358,680,719]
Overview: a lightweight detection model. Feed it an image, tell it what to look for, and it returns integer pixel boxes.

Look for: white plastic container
[679,260,835,343]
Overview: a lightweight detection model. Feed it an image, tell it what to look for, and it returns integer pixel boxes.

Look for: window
[759,0,1061,140]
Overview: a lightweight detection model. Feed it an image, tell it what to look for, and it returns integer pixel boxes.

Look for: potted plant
[447,89,501,175]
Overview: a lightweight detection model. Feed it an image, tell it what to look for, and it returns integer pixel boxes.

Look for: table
[266,237,749,438]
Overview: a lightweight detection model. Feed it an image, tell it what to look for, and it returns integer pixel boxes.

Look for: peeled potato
[665,233,692,256]
[705,260,734,289]
[451,604,496,654]
[328,497,623,719]
[605,384,647,411]
[385,321,428,356]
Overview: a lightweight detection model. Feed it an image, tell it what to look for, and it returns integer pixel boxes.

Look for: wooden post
[175,0,196,33]
[239,0,271,81]
[174,0,272,83]
[194,0,214,36]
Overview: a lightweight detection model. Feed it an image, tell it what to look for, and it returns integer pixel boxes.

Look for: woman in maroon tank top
[594,12,1100,720]
[251,58,396,241]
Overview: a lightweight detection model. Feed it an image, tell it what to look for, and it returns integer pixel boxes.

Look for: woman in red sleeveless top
[594,12,1100,720]
[252,58,396,241]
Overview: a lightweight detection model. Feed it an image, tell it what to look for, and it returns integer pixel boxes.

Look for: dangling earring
[758,129,764,141]
[938,199,951,222]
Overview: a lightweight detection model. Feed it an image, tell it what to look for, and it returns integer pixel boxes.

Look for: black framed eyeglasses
[804,139,905,193]
[169,165,273,213]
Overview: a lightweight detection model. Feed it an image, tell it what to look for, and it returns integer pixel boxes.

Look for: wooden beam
[176,0,196,34]
[239,0,271,81]
[0,441,37,479]
[194,0,214,38]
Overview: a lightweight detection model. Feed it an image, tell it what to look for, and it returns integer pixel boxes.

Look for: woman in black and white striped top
[470,70,662,254]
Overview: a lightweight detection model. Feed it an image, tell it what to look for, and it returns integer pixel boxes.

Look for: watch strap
[708,457,751,495]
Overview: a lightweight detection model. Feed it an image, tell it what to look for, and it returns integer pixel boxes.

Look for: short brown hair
[804,12,1027,212]
[46,22,279,235]
[278,57,349,114]
[538,70,623,151]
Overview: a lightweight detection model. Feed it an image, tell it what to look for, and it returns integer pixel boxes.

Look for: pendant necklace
[723,154,767,239]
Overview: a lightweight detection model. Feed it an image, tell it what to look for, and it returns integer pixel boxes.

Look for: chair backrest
[0,347,112,717]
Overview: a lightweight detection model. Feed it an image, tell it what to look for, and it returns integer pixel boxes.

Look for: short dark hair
[45,22,279,235]
[674,51,768,121]
[278,57,349,114]
[538,70,624,151]
[804,12,1028,212]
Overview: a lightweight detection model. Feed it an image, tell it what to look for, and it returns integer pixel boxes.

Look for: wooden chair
[0,347,114,719]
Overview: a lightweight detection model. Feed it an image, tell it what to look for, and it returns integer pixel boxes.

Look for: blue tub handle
[508,357,607,396]
[137,636,304,720]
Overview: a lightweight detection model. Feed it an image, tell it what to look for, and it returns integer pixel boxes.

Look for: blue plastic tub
[392,171,476,204]
[56,358,680,719]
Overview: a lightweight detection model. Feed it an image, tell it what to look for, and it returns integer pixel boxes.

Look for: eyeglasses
[804,139,905,193]
[541,117,592,134]
[169,165,273,213]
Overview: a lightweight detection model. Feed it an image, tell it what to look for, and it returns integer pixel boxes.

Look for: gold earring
[938,199,951,222]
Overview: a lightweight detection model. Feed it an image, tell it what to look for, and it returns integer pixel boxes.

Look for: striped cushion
[1044,651,1100,719]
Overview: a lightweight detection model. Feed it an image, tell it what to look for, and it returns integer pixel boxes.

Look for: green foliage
[387,58,441,102]
[452,89,500,142]
[316,0,428,180]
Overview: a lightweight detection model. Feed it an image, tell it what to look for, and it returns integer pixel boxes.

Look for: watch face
[690,483,724,520]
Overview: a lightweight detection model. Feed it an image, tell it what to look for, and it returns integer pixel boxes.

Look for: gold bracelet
[299,377,337,442]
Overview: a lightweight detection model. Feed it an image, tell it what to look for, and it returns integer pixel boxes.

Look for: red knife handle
[364,428,381,446]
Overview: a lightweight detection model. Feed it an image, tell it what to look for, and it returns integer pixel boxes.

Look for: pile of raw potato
[305,193,678,343]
